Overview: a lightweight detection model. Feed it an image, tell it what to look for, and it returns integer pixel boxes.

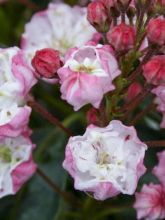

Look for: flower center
[97,152,110,165]
[0,146,12,163]
[77,64,95,73]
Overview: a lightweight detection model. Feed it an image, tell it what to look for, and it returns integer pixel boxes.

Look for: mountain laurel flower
[147,17,165,45]
[0,47,36,106]
[32,48,62,79]
[126,82,142,102]
[107,23,136,51]
[133,183,165,220]
[0,134,36,198]
[0,104,31,138]
[21,3,96,58]
[57,44,121,111]
[63,120,147,200]
[143,55,165,85]
[152,150,165,187]
[87,2,109,32]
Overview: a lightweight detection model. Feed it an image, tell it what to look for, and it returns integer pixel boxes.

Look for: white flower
[21,3,96,58]
[0,134,36,198]
[63,120,147,200]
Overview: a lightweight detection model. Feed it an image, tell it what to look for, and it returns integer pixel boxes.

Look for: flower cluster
[1,1,165,218]
[0,47,36,198]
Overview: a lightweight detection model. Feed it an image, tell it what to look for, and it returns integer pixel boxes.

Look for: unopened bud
[87,2,109,32]
[107,23,136,51]
[32,48,62,79]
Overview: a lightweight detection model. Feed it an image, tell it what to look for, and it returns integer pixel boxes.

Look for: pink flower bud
[86,108,98,125]
[127,82,142,102]
[32,48,62,78]
[87,2,109,32]
[143,55,165,85]
[107,23,136,51]
[134,183,165,220]
[147,17,165,45]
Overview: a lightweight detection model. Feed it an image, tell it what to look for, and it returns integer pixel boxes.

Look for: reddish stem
[28,99,73,136]
[37,168,80,207]
[145,140,165,147]
[17,0,40,10]
[129,102,155,126]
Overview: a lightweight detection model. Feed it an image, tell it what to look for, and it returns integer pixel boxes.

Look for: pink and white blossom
[57,44,121,110]
[0,134,36,198]
[0,104,31,138]
[63,120,147,200]
[134,183,165,220]
[21,3,96,58]
[0,47,36,106]
[152,150,165,186]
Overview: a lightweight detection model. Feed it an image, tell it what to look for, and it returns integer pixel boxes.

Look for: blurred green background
[0,1,164,220]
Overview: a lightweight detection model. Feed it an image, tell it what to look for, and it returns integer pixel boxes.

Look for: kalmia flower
[152,150,165,186]
[107,23,136,51]
[32,48,62,79]
[21,3,96,57]
[63,120,147,200]
[134,183,165,220]
[147,17,165,45]
[0,134,36,198]
[0,47,36,136]
[143,55,165,85]
[57,44,121,110]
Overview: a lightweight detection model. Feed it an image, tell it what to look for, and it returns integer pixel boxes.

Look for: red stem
[28,99,73,136]
[145,140,165,147]
[37,168,80,207]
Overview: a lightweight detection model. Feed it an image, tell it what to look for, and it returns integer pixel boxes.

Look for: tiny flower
[32,48,62,79]
[147,17,165,45]
[63,120,147,200]
[107,23,136,51]
[0,134,36,198]
[152,150,165,186]
[87,1,109,32]
[134,183,165,220]
[126,82,142,102]
[143,55,165,85]
[57,44,121,111]
[21,3,96,57]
